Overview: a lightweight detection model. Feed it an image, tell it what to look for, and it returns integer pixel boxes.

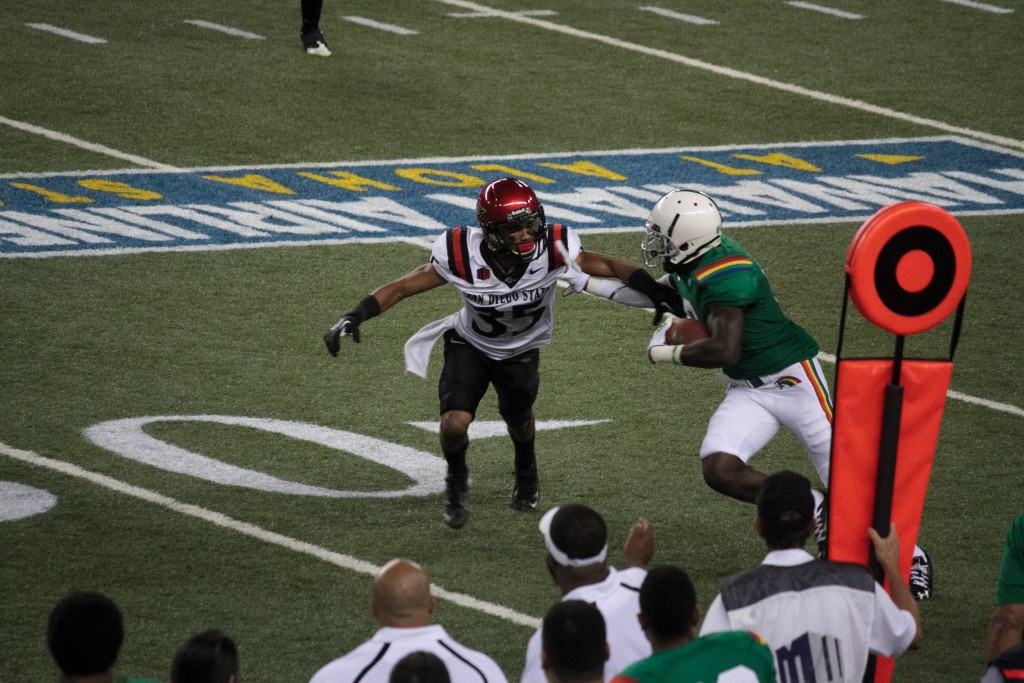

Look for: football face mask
[490,212,545,260]
[477,178,547,261]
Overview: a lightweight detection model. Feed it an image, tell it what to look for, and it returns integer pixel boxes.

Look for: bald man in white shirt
[310,559,508,683]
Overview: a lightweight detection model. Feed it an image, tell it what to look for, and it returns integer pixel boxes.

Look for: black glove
[627,269,684,325]
[324,316,360,356]
[323,295,381,357]
[651,298,681,326]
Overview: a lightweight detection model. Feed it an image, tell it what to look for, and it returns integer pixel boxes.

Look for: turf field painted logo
[1,136,1022,258]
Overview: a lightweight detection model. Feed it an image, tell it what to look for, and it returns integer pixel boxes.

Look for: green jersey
[611,630,776,683]
[996,513,1024,605]
[669,235,818,379]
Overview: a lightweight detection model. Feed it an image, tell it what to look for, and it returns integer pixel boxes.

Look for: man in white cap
[520,504,654,683]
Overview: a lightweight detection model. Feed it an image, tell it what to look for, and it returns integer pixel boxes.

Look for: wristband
[346,295,381,323]
[648,345,683,365]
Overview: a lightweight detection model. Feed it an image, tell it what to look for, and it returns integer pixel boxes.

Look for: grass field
[2,2,1022,682]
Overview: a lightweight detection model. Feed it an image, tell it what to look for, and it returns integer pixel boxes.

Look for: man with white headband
[520,504,654,683]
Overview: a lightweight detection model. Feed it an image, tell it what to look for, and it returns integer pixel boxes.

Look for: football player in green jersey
[565,189,932,596]
[626,190,833,507]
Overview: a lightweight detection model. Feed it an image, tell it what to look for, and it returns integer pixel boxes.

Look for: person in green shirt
[610,565,775,683]
[986,513,1024,663]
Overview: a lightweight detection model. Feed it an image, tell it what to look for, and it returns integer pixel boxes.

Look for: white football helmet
[641,190,723,269]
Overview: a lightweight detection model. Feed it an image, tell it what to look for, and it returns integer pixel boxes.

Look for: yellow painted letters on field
[9,183,94,203]
[202,174,296,195]
[733,153,819,172]
[77,179,163,200]
[857,154,925,165]
[298,171,400,192]
[393,168,485,187]
[536,161,626,181]
[731,153,821,172]
[468,165,556,184]
[680,157,761,176]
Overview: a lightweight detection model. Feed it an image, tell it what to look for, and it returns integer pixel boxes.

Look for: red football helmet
[476,178,546,260]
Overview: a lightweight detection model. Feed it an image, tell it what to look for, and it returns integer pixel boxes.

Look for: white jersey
[521,566,651,683]
[309,624,508,683]
[699,549,917,683]
[428,224,582,361]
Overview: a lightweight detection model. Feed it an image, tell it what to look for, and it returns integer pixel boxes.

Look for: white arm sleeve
[582,278,655,307]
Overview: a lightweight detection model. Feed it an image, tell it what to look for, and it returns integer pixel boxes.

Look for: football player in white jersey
[324,178,643,529]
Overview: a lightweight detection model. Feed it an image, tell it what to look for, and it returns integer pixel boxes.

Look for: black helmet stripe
[666,212,680,239]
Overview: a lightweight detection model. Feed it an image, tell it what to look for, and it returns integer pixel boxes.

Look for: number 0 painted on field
[84,415,446,498]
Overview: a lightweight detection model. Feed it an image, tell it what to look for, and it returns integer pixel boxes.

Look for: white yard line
[342,16,419,35]
[784,2,865,20]
[431,0,1024,152]
[639,7,719,25]
[25,23,107,44]
[183,20,265,40]
[938,0,1013,14]
[0,115,177,171]
[448,10,558,18]
[0,440,541,629]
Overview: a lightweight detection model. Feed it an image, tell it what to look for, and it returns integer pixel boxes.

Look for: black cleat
[813,489,828,559]
[511,467,539,512]
[909,548,933,600]
[443,474,469,529]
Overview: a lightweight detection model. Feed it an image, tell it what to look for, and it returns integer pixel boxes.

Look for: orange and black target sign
[846,202,972,335]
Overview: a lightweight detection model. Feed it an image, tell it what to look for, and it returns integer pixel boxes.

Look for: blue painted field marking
[1,137,1022,258]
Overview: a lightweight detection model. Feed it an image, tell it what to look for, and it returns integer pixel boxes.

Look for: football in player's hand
[666,318,709,345]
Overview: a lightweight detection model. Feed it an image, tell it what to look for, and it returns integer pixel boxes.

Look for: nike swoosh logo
[528,267,543,274]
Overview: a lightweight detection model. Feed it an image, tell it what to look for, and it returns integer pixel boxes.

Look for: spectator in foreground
[389,651,451,683]
[47,591,124,683]
[309,558,507,683]
[983,513,1024,681]
[541,600,607,683]
[699,470,922,682]
[610,565,774,683]
[520,504,653,683]
[171,629,238,683]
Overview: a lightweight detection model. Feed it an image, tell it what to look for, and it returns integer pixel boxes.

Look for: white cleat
[301,30,331,57]
[306,41,331,57]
